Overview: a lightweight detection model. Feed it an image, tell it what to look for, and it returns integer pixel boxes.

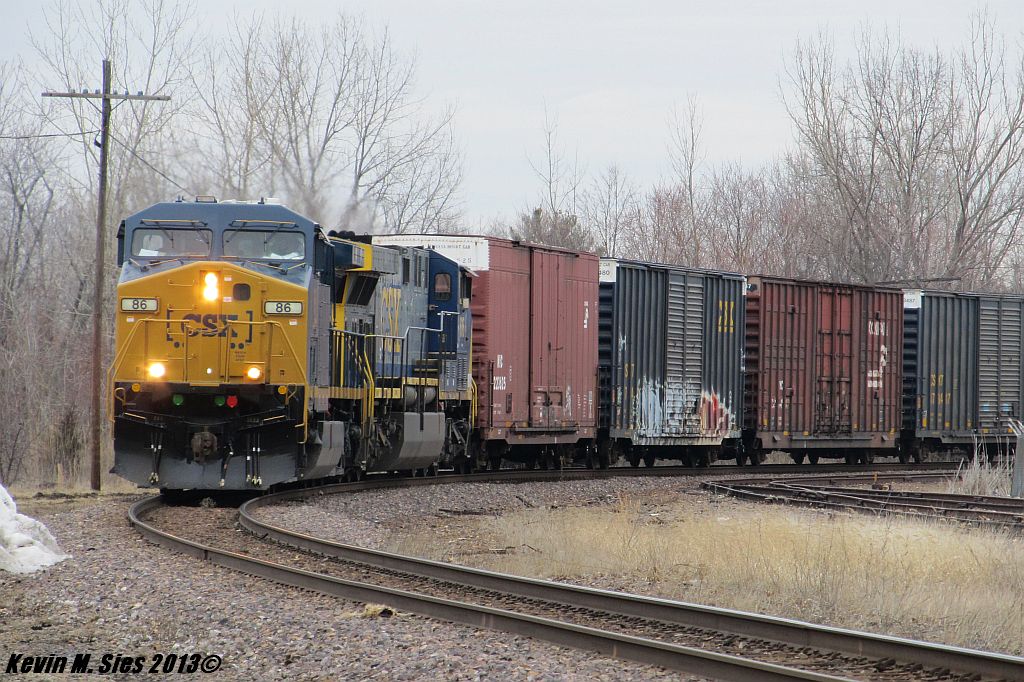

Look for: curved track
[705,472,1024,529]
[129,464,1024,681]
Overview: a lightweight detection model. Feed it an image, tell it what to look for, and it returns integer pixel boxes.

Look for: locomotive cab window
[131,228,212,258]
[434,272,452,301]
[224,230,306,261]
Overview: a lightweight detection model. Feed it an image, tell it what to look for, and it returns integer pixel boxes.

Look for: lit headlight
[147,362,166,379]
[246,366,262,380]
[202,272,219,301]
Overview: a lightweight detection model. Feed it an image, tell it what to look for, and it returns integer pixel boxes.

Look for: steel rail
[238,476,1024,681]
[774,486,1024,509]
[705,474,1024,530]
[719,485,1024,527]
[128,495,853,682]
[772,483,1024,521]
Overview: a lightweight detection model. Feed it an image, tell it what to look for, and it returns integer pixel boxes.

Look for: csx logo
[182,313,239,337]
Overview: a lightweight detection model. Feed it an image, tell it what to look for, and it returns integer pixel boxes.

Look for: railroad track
[704,471,1024,529]
[129,464,1024,681]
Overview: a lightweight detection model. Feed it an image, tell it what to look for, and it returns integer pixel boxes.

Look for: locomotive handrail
[109,316,305,383]
[332,322,447,390]
[107,320,148,423]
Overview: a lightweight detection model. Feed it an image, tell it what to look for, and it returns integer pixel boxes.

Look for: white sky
[2,0,1019,228]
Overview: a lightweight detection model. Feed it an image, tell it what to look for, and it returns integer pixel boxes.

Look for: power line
[0,130,100,140]
[107,131,194,195]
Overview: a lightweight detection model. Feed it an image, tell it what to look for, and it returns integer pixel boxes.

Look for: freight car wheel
[628,453,641,468]
[808,455,819,465]
[642,452,656,468]
[844,454,857,465]
[790,453,806,465]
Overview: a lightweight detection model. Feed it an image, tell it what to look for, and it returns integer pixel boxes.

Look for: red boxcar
[374,235,599,467]
[743,275,903,464]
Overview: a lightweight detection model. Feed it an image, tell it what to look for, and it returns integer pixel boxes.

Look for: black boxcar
[598,258,745,467]
[902,289,1023,460]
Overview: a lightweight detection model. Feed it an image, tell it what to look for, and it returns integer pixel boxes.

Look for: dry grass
[947,444,1021,497]
[948,456,1013,497]
[339,603,398,619]
[393,497,1024,654]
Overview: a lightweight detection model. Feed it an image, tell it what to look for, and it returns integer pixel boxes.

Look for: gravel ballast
[256,475,708,551]
[0,494,691,681]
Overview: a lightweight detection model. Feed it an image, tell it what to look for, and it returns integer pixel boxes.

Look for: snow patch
[0,485,68,574]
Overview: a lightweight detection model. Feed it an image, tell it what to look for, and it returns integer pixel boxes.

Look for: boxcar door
[816,287,853,435]
[979,296,1023,435]
[529,249,563,428]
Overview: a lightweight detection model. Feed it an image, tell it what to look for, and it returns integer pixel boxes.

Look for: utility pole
[43,60,170,491]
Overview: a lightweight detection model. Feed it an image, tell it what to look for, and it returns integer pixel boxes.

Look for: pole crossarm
[43,91,170,101]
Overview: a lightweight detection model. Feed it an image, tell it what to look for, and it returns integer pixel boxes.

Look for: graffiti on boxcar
[632,379,734,437]
[634,378,665,436]
[698,390,735,436]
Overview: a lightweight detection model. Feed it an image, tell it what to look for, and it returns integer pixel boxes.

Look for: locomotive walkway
[129,464,1024,681]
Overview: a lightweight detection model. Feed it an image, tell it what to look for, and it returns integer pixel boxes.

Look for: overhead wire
[107,131,195,195]
[0,130,100,140]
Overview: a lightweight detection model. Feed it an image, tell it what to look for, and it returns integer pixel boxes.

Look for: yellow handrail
[470,375,478,426]
[107,317,310,442]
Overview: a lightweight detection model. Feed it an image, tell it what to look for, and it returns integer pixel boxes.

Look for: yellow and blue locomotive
[109,197,473,491]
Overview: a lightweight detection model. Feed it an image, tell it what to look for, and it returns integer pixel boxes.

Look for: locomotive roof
[123,199,320,232]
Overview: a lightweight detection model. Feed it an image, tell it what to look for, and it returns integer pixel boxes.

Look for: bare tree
[945,17,1024,287]
[192,13,461,232]
[784,16,1024,288]
[506,112,594,249]
[32,0,197,215]
[582,164,637,257]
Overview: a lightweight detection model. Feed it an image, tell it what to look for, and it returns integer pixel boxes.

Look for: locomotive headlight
[147,362,167,379]
[246,366,262,380]
[202,272,219,301]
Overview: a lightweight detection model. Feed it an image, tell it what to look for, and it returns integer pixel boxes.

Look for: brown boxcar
[373,235,600,467]
[744,275,903,463]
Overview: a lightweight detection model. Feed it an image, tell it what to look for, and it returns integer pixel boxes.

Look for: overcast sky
[2,0,1020,227]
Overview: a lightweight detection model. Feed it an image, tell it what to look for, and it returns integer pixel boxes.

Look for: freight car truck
[374,235,600,470]
[598,258,745,467]
[743,276,904,464]
[902,289,1024,461]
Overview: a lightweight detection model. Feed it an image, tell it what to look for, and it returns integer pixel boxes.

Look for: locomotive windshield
[131,228,212,258]
[223,229,306,261]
